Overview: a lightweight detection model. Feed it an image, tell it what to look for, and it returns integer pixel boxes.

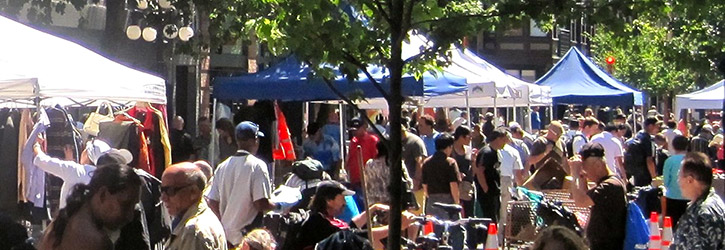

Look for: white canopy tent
[327,35,552,110]
[421,48,552,108]
[0,15,166,106]
[675,80,724,119]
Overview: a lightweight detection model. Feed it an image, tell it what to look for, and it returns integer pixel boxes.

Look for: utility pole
[718,58,725,138]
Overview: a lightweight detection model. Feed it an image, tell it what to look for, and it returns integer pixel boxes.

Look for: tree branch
[340,50,392,101]
[411,12,500,26]
[402,44,442,65]
[402,0,415,31]
[365,0,391,25]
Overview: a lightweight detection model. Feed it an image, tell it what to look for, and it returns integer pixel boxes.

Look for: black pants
[665,197,689,231]
[475,187,499,222]
[632,172,652,187]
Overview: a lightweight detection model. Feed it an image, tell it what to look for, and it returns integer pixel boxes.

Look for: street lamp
[125,0,194,43]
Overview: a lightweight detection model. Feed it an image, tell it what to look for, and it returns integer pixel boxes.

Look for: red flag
[273,101,296,161]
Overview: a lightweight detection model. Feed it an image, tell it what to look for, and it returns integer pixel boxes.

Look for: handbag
[83,102,114,136]
[459,180,474,201]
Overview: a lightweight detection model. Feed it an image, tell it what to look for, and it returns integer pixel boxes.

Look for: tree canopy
[590,0,724,101]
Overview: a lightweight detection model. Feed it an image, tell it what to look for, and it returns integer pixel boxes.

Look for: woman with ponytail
[39,163,142,250]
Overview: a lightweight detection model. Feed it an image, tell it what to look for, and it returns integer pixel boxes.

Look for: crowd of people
[3,104,725,250]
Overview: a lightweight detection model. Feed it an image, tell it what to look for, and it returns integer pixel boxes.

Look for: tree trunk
[663,91,673,123]
[387,1,404,248]
[198,8,212,118]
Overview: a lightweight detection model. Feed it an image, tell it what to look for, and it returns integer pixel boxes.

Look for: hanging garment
[0,110,20,217]
[127,106,170,177]
[17,109,32,203]
[149,105,171,172]
[97,116,149,173]
[45,106,82,216]
[20,109,50,208]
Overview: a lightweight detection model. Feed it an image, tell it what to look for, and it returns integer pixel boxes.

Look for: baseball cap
[86,139,111,165]
[348,117,363,129]
[579,142,605,160]
[235,121,265,140]
[96,148,134,166]
[316,180,355,196]
[508,122,522,133]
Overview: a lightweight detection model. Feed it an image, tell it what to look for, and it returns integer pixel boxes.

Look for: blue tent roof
[213,56,467,102]
[536,47,644,106]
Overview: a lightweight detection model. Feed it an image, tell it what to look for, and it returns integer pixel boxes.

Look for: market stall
[0,15,171,226]
[674,80,724,119]
[0,14,167,106]
[536,47,643,107]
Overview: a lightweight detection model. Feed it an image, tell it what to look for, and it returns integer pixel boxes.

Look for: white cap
[86,140,111,165]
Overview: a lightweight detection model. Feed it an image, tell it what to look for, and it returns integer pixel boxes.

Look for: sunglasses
[160,184,193,196]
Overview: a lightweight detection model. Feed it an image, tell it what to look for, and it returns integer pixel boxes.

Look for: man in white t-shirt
[590,124,627,180]
[572,117,600,154]
[451,111,468,132]
[497,133,523,241]
[661,121,681,151]
[207,121,278,246]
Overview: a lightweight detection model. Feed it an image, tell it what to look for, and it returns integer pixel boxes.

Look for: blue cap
[235,121,265,140]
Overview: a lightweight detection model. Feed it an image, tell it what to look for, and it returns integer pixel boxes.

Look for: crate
[504,190,592,245]
[505,201,538,243]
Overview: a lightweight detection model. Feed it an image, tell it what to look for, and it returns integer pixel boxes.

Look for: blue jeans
[426,194,466,250]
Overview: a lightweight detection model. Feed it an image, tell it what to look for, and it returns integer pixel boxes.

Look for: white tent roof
[675,80,724,118]
[313,34,553,109]
[0,15,166,106]
[404,35,551,108]
[461,49,552,107]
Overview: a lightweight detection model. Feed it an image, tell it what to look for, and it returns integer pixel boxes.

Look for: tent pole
[633,105,637,133]
[303,101,309,144]
[493,96,498,124]
[513,97,517,125]
[549,105,554,122]
[526,103,532,132]
[339,101,345,169]
[210,98,218,167]
[465,90,471,128]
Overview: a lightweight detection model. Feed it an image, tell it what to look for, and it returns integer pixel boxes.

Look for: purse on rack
[83,102,115,136]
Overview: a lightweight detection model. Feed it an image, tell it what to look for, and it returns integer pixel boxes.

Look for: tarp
[675,80,724,118]
[536,47,643,106]
[213,55,467,102]
[0,14,167,106]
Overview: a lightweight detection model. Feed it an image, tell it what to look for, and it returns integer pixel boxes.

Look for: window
[521,70,537,82]
[500,43,524,50]
[529,20,547,37]
[504,27,523,36]
[505,69,537,82]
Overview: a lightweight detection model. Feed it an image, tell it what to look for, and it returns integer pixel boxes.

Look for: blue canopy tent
[536,47,644,107]
[213,55,467,101]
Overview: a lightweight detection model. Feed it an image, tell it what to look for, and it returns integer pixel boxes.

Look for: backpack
[292,158,324,181]
[624,135,645,176]
[623,202,649,250]
[271,209,310,250]
[565,134,586,158]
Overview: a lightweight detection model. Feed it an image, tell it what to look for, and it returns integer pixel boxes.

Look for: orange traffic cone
[662,216,673,250]
[485,223,498,250]
[649,212,661,250]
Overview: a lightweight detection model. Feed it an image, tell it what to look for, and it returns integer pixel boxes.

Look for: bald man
[161,163,226,250]
[170,116,195,163]
[194,160,214,197]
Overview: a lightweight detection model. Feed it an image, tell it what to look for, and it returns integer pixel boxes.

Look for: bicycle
[402,202,493,250]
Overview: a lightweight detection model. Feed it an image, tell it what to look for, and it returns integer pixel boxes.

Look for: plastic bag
[623,202,650,250]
